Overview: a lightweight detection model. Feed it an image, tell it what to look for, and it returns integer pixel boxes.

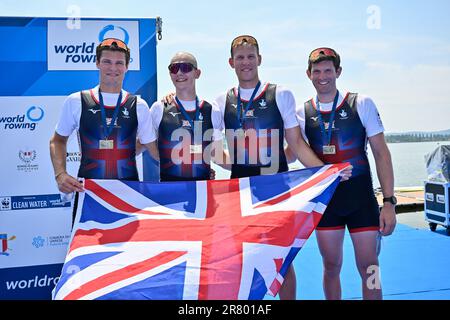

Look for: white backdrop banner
[0,16,159,299]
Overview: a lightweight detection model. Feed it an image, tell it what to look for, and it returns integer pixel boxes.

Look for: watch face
[391,196,397,205]
[384,196,397,205]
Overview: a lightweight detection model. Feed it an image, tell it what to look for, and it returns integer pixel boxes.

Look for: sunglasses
[309,47,337,61]
[168,62,196,74]
[99,38,129,51]
[231,35,259,49]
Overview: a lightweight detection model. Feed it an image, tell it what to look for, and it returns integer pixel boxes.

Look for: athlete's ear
[306,69,312,80]
[257,54,262,66]
[228,57,235,69]
[195,68,201,79]
[336,67,342,78]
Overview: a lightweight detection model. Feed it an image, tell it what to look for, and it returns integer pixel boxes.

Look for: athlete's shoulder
[149,100,165,111]
[63,91,83,110]
[354,92,373,102]
[213,92,228,109]
[273,84,296,107]
[272,82,287,91]
[135,95,150,108]
[355,93,377,109]
[200,99,213,108]
[273,83,295,97]
[67,90,83,100]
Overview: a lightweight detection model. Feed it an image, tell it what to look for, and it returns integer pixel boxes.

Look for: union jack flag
[53,163,349,300]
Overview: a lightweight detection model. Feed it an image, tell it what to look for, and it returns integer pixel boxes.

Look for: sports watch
[382,196,397,205]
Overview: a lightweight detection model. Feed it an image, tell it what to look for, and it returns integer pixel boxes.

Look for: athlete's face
[307,60,342,96]
[229,45,261,88]
[169,60,201,92]
[96,50,128,88]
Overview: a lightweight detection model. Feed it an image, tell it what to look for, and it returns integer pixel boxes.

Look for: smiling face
[96,50,128,92]
[229,44,262,89]
[307,60,342,98]
[169,53,201,93]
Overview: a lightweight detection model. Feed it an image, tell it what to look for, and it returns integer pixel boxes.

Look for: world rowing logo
[26,106,45,122]
[48,20,139,71]
[98,25,132,63]
[0,106,45,132]
[98,25,130,45]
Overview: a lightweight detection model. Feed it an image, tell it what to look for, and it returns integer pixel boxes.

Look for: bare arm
[284,126,324,167]
[136,139,159,159]
[136,139,145,156]
[284,126,352,179]
[368,132,396,236]
[211,140,231,170]
[141,140,160,161]
[284,145,297,164]
[49,132,84,193]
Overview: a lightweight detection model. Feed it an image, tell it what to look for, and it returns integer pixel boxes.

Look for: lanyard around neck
[99,89,123,139]
[175,96,200,129]
[315,90,340,146]
[237,81,261,127]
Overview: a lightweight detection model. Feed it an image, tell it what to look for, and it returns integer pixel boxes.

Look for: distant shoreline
[385,136,450,144]
[387,140,450,144]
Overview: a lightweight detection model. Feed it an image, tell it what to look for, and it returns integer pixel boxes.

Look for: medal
[99,88,122,149]
[237,81,261,127]
[176,97,204,156]
[316,91,340,155]
[323,145,336,155]
[99,139,114,149]
[175,96,200,129]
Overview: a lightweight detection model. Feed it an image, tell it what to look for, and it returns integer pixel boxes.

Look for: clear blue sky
[2,0,450,132]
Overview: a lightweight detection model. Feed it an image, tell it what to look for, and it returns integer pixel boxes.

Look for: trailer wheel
[429,223,437,232]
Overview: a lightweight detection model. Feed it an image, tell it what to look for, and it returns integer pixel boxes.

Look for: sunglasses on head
[231,35,259,49]
[168,62,196,74]
[99,38,129,51]
[309,47,337,61]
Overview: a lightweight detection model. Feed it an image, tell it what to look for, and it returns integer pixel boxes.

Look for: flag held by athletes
[53,163,349,300]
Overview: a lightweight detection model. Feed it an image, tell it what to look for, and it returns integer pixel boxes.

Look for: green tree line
[386,133,450,143]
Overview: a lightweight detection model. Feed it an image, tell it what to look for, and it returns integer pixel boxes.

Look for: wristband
[55,171,66,180]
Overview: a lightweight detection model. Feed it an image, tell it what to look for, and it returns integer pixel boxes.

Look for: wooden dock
[376,187,424,213]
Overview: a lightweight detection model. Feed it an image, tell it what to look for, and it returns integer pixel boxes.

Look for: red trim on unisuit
[349,226,380,234]
[89,89,130,109]
[311,92,350,114]
[233,82,270,102]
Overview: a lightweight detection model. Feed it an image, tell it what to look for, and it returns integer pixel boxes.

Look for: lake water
[211,141,449,188]
[369,141,449,188]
